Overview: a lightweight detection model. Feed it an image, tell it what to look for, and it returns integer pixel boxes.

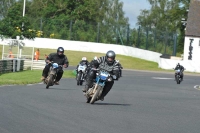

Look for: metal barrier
[0,59,24,73]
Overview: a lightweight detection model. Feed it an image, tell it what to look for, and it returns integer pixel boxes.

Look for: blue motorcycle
[85,69,116,104]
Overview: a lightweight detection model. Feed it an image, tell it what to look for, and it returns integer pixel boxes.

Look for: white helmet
[94,56,98,60]
[82,57,87,61]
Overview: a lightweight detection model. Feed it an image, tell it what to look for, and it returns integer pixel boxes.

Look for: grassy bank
[0,45,167,85]
[0,70,75,85]
[0,45,163,71]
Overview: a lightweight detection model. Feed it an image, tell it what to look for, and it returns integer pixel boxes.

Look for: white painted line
[194,85,200,90]
[27,84,33,86]
[0,85,15,87]
[152,77,174,80]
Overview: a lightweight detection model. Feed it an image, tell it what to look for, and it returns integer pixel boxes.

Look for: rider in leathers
[41,47,69,85]
[76,57,89,72]
[174,63,184,81]
[82,50,119,100]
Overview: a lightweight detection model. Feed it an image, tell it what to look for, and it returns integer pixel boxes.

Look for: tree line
[0,0,189,54]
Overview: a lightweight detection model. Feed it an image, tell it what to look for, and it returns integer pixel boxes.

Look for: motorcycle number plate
[53,63,59,68]
[79,66,85,70]
[100,73,109,77]
[100,73,109,80]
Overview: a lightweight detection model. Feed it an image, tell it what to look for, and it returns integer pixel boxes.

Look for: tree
[136,0,190,53]
[0,0,16,20]
[0,2,36,39]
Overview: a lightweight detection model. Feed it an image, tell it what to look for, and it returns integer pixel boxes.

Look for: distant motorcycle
[119,66,123,77]
[84,69,116,104]
[174,69,182,84]
[76,63,87,85]
[44,62,62,89]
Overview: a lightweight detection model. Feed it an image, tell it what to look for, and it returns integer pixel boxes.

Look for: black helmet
[106,50,116,65]
[177,63,180,67]
[57,47,64,56]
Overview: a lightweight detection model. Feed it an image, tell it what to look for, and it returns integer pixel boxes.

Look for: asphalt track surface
[1,70,200,133]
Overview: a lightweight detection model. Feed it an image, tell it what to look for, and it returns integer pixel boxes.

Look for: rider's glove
[63,64,68,68]
[108,78,112,82]
[112,75,117,80]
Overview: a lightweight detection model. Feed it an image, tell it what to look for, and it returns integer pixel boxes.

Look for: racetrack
[0,70,200,133]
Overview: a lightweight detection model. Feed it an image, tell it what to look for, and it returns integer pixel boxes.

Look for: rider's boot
[54,81,59,85]
[41,76,45,81]
[82,80,92,92]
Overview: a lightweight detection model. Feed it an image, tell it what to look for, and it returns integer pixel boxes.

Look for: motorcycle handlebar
[93,68,117,80]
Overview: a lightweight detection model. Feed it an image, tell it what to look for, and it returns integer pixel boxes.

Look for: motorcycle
[44,62,62,89]
[175,69,182,84]
[84,69,116,104]
[76,63,87,85]
[119,66,123,77]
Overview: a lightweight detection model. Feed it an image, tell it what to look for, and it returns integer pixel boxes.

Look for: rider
[174,63,184,81]
[41,47,69,85]
[88,56,98,68]
[116,60,123,78]
[82,50,120,100]
[76,57,89,72]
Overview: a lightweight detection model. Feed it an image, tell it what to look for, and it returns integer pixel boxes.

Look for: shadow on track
[94,103,131,106]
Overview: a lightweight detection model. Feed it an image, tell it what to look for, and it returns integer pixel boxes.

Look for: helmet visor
[58,51,63,55]
[107,57,114,62]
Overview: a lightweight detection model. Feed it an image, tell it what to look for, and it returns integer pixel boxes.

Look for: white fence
[159,58,200,73]
[1,37,200,72]
[20,38,162,63]
[24,60,45,70]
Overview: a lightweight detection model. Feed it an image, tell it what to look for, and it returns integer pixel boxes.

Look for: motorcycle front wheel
[46,74,54,89]
[77,72,82,85]
[90,85,102,104]
[176,76,180,84]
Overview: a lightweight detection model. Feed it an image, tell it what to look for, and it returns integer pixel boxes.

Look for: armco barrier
[0,59,24,73]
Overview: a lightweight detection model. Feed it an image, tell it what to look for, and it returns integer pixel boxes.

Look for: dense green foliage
[0,0,190,54]
[136,0,190,53]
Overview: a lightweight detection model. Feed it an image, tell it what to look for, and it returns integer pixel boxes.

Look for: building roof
[185,0,200,37]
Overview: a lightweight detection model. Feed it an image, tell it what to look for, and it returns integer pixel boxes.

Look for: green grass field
[0,70,75,85]
[0,44,163,71]
[1,44,195,85]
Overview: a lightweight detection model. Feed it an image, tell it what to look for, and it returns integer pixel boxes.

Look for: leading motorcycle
[84,69,116,104]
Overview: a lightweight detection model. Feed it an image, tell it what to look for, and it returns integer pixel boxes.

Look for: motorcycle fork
[92,84,98,94]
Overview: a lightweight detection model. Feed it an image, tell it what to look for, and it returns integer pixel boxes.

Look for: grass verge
[1,45,199,85]
[0,45,163,71]
[0,70,75,85]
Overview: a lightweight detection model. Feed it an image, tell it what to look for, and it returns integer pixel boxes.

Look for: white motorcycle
[76,63,87,85]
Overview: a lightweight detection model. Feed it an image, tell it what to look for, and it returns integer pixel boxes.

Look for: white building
[182,0,200,72]
[184,0,200,62]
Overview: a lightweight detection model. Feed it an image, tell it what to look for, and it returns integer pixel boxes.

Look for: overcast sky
[120,0,151,28]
